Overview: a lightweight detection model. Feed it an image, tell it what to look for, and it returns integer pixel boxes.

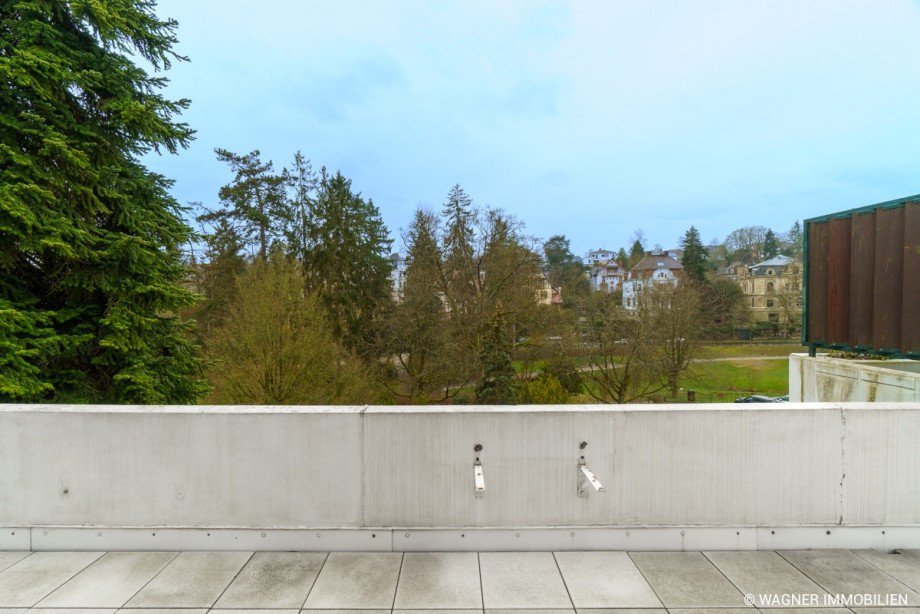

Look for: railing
[1,403,918,551]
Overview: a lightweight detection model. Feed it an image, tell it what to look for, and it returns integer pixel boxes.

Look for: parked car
[734,394,788,403]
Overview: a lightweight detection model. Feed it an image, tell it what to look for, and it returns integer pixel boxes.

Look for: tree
[441,184,477,317]
[282,151,318,262]
[543,235,589,304]
[616,247,629,269]
[1,0,205,402]
[762,229,780,259]
[725,226,769,264]
[194,218,247,334]
[303,168,393,353]
[783,221,803,260]
[204,254,376,404]
[199,149,287,260]
[646,283,703,397]
[475,306,518,404]
[679,226,708,283]
[700,277,747,336]
[628,238,646,268]
[379,209,467,402]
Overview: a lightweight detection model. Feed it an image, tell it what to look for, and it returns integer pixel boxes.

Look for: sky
[145,0,920,256]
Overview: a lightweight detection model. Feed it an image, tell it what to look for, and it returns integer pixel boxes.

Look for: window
[768,313,779,323]
[767,282,775,293]
[767,299,774,307]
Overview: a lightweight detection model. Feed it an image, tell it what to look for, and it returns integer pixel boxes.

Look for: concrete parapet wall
[790,353,920,402]
[1,403,919,549]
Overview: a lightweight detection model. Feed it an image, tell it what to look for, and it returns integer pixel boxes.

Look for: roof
[750,255,792,268]
[630,253,683,272]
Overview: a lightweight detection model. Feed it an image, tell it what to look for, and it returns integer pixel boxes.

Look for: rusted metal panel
[848,211,875,347]
[804,195,920,357]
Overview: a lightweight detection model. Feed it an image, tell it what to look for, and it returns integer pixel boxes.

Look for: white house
[583,248,616,267]
[622,251,683,310]
[388,253,407,301]
[589,260,625,293]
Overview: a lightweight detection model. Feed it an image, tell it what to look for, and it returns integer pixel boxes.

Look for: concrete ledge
[790,353,920,401]
[2,403,919,550]
[7,525,920,552]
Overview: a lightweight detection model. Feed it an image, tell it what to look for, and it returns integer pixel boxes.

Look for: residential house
[622,251,683,310]
[738,255,802,331]
[388,253,407,302]
[583,248,616,267]
[589,260,625,293]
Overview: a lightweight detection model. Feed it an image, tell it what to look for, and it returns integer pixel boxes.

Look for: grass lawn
[697,343,802,359]
[679,358,789,402]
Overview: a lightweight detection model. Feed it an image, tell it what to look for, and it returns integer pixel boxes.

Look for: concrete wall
[790,353,920,402]
[1,403,919,549]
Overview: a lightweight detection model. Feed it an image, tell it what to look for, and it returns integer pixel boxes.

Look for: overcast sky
[145,0,920,255]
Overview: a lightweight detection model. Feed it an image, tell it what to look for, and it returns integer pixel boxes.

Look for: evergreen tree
[616,247,629,269]
[195,218,247,333]
[282,151,317,261]
[475,306,518,404]
[762,228,780,259]
[441,184,477,315]
[679,226,709,283]
[199,149,287,260]
[303,168,392,353]
[543,235,589,303]
[1,0,205,402]
[628,239,646,268]
[784,220,803,259]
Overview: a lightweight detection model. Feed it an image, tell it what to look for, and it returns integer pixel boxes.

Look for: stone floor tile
[210,610,298,614]
[37,552,177,608]
[116,610,208,614]
[855,549,920,594]
[852,609,920,613]
[780,550,920,606]
[704,551,829,607]
[303,611,390,614]
[554,552,662,609]
[302,552,402,609]
[628,552,748,608]
[756,610,850,614]
[486,610,574,614]
[0,551,103,607]
[0,554,28,575]
[479,552,573,609]
[123,551,252,608]
[394,552,483,609]
[667,610,759,614]
[213,552,326,608]
[393,610,482,614]
[30,610,116,614]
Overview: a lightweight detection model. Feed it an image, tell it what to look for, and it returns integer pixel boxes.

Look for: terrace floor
[1,549,920,613]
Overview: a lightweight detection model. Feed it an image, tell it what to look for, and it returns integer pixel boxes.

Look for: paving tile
[123,551,252,608]
[855,549,920,593]
[704,551,829,607]
[30,610,116,614]
[575,609,667,614]
[486,610,574,614]
[853,609,920,613]
[304,611,390,614]
[0,554,29,574]
[479,552,572,609]
[756,610,850,614]
[780,550,920,606]
[0,609,27,614]
[303,552,402,609]
[394,610,483,614]
[394,552,482,609]
[213,552,326,608]
[555,551,662,608]
[37,551,177,608]
[628,552,748,608]
[667,610,758,614]
[0,551,103,607]
[115,610,208,614]
[210,610,298,614]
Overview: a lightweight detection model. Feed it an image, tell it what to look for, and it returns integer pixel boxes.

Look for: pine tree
[762,228,780,260]
[1,0,205,402]
[199,149,288,260]
[282,151,317,262]
[680,226,709,283]
[196,219,247,333]
[475,306,518,404]
[784,221,803,260]
[543,235,589,303]
[616,247,629,269]
[441,184,477,315]
[303,168,392,353]
[629,239,645,268]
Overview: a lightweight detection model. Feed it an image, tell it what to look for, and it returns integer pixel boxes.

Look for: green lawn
[679,358,789,402]
[697,343,802,359]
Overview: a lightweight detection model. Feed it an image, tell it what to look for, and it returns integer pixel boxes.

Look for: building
[622,251,683,310]
[738,255,802,330]
[589,260,625,293]
[537,275,563,305]
[388,253,407,301]
[583,248,616,267]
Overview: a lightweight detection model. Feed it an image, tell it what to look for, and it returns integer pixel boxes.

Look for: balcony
[2,402,919,609]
